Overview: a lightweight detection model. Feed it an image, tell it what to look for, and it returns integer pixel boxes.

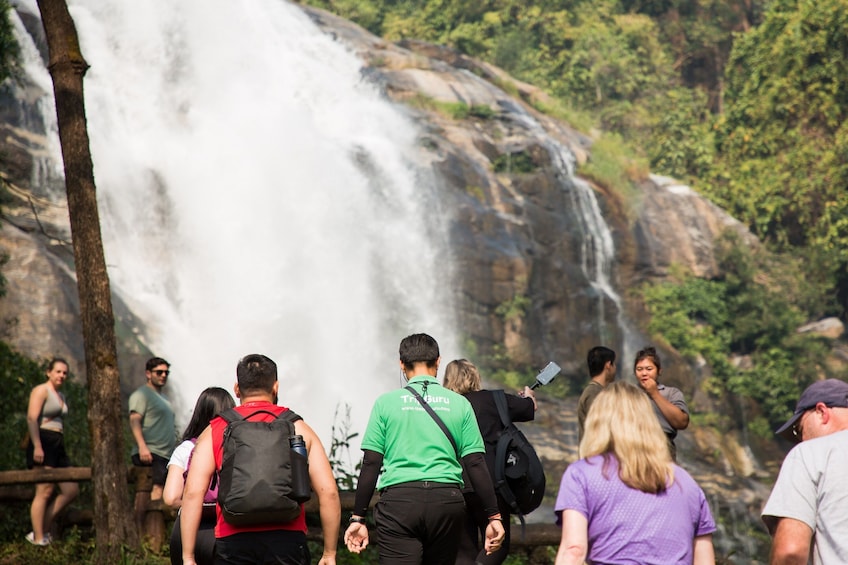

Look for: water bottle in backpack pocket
[289,434,311,503]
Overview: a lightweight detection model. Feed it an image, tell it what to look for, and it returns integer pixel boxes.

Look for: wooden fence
[0,467,561,559]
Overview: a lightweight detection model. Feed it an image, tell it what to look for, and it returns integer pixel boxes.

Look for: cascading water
[16,0,459,440]
[507,105,639,367]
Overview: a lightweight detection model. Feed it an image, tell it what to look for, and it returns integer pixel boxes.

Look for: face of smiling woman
[46,361,69,389]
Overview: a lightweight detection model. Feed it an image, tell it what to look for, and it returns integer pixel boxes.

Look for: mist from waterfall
[18,0,459,440]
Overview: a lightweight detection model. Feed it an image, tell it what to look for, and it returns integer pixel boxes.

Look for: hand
[519,386,537,409]
[637,376,658,396]
[317,556,337,565]
[344,523,369,554]
[139,446,152,464]
[33,446,44,465]
[484,519,505,554]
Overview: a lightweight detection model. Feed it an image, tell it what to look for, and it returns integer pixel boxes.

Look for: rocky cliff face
[0,5,787,561]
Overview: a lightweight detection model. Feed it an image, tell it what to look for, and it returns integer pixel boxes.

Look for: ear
[817,402,831,424]
[273,381,279,396]
[234,383,241,399]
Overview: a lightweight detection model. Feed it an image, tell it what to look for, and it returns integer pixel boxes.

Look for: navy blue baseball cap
[775,379,848,441]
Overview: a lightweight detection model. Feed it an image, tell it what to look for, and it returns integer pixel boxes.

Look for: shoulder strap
[493,389,512,429]
[404,386,459,458]
[220,408,242,424]
[276,409,302,424]
[222,408,286,423]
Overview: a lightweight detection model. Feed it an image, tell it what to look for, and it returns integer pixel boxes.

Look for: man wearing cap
[761,378,848,564]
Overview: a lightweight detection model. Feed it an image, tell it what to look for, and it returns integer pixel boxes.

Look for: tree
[34,0,137,561]
[0,0,21,84]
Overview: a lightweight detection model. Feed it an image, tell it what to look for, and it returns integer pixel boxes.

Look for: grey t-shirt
[762,429,848,564]
[651,384,689,438]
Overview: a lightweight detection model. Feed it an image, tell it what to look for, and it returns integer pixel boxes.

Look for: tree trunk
[35,0,139,561]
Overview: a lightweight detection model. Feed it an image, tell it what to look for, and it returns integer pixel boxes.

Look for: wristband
[348,515,367,525]
[488,514,502,522]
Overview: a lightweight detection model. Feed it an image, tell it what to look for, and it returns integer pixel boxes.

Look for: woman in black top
[443,359,537,565]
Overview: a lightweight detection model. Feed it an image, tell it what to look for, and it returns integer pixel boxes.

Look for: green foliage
[327,403,361,491]
[648,87,716,182]
[0,0,22,86]
[701,0,848,312]
[577,132,646,205]
[642,231,834,433]
[492,151,536,174]
[494,292,531,321]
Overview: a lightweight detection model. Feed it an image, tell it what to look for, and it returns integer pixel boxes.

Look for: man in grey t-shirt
[762,379,848,564]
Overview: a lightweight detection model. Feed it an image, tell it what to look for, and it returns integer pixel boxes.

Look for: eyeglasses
[791,409,812,440]
[151,370,170,377]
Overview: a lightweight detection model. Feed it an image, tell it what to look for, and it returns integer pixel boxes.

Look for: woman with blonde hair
[554,381,715,565]
[443,359,537,565]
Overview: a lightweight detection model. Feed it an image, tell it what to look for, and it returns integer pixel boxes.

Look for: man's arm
[298,420,340,565]
[181,427,215,565]
[129,411,152,463]
[693,534,715,565]
[769,517,812,565]
[554,509,588,565]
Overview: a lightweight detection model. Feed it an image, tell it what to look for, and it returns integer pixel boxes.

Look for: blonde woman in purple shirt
[554,382,716,565]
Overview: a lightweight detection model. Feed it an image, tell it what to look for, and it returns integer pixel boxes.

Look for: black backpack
[217,408,309,526]
[492,390,546,519]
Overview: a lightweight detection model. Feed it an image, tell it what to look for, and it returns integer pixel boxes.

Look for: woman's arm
[554,509,588,565]
[26,385,47,462]
[162,463,186,508]
[693,534,715,565]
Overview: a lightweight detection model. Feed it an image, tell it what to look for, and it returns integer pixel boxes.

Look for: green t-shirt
[361,375,485,489]
[128,385,177,459]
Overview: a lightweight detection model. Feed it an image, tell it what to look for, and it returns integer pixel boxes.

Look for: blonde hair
[443,359,482,395]
[579,381,674,493]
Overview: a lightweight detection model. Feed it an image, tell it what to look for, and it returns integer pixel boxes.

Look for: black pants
[456,493,512,565]
[215,530,309,565]
[375,482,466,565]
[170,506,217,565]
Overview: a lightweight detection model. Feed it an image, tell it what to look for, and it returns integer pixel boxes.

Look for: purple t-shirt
[555,455,716,564]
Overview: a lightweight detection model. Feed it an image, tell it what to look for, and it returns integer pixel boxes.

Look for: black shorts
[26,429,72,469]
[132,452,170,486]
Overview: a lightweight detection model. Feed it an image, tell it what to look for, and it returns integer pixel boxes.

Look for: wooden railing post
[131,465,165,551]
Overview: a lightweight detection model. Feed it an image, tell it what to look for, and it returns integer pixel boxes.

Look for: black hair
[634,346,662,373]
[587,346,616,377]
[181,387,236,441]
[236,354,277,395]
[146,357,170,371]
[399,333,440,370]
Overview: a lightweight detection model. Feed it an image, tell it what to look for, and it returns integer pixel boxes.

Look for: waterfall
[16,0,459,440]
[507,105,638,367]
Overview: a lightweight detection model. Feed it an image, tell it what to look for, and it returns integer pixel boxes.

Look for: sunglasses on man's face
[151,370,170,377]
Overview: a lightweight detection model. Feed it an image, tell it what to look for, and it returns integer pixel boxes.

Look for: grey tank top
[40,387,67,433]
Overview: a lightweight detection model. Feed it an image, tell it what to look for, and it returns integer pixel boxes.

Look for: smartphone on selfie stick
[530,361,562,389]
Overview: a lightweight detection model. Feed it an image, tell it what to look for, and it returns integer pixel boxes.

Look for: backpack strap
[493,389,512,429]
[277,409,302,424]
[493,390,525,527]
[404,386,460,458]
[222,407,302,423]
